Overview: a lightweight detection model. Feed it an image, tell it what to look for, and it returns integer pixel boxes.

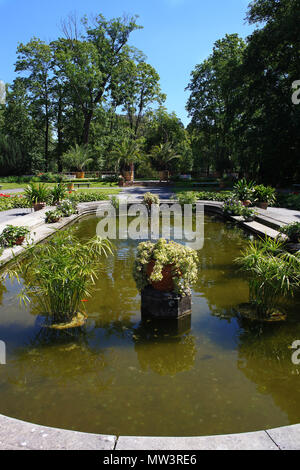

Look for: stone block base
[141,286,192,320]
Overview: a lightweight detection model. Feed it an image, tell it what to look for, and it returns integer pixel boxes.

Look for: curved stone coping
[1,413,300,450]
[0,200,281,268]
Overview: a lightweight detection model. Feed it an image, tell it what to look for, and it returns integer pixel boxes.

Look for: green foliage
[50,183,67,204]
[0,225,30,247]
[133,239,199,296]
[233,178,256,201]
[143,192,160,209]
[24,183,51,204]
[236,237,300,316]
[196,191,234,202]
[45,209,61,224]
[69,191,110,203]
[4,230,113,324]
[176,191,198,205]
[149,141,181,171]
[279,222,300,243]
[62,144,93,172]
[0,194,31,212]
[253,185,276,204]
[57,199,77,217]
[223,198,244,216]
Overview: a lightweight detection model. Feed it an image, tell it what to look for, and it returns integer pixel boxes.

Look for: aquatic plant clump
[4,230,113,325]
[236,237,300,317]
[133,238,199,296]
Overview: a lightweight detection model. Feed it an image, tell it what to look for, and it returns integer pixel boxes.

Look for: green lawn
[0,182,119,191]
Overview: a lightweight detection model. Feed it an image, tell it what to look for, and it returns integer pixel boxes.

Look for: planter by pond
[33,202,46,212]
[76,172,85,179]
[146,261,176,292]
[15,236,25,246]
[258,202,268,210]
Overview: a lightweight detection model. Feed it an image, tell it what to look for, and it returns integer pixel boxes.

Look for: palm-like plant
[62,144,94,172]
[110,138,142,172]
[149,141,181,171]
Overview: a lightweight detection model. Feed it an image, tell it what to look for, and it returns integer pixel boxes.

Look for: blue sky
[0,0,255,126]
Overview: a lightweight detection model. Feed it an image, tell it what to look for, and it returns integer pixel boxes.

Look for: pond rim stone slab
[3,412,300,449]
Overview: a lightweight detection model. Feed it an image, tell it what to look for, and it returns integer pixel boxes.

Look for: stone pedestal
[141,286,192,320]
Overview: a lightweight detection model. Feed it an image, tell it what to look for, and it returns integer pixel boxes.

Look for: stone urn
[146,260,176,292]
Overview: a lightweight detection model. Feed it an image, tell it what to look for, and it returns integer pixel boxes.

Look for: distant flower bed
[68,192,110,203]
[0,194,31,211]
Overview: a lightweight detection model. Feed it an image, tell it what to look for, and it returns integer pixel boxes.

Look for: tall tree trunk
[82,111,93,145]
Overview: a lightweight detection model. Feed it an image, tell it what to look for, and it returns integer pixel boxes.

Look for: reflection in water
[0,215,300,436]
[134,316,196,376]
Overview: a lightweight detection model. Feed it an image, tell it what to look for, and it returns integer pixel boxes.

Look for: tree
[54,14,142,145]
[149,141,181,171]
[186,34,246,175]
[15,38,54,171]
[62,144,93,172]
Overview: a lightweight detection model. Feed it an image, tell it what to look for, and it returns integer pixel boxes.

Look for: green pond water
[0,215,300,437]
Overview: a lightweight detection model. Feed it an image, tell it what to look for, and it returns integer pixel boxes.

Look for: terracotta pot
[67,183,74,191]
[33,202,46,212]
[76,172,85,179]
[15,236,25,246]
[258,202,268,210]
[146,260,176,292]
[242,200,252,207]
[123,170,134,182]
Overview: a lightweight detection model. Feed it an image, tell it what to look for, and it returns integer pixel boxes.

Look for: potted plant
[143,192,160,214]
[279,222,300,243]
[45,209,62,224]
[149,142,181,182]
[57,199,77,217]
[0,225,30,247]
[254,185,276,209]
[241,207,257,222]
[133,239,199,296]
[223,198,244,216]
[62,144,93,179]
[233,178,256,205]
[24,183,50,211]
[110,139,142,183]
[51,183,67,205]
[118,175,125,187]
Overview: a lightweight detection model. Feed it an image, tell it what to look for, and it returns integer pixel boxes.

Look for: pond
[0,214,300,437]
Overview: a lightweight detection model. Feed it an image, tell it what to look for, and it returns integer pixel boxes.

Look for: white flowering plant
[133,238,199,296]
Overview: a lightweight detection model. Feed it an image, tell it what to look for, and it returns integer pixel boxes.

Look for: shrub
[133,239,199,296]
[196,191,234,202]
[0,194,31,212]
[4,230,113,325]
[69,191,110,203]
[176,191,198,205]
